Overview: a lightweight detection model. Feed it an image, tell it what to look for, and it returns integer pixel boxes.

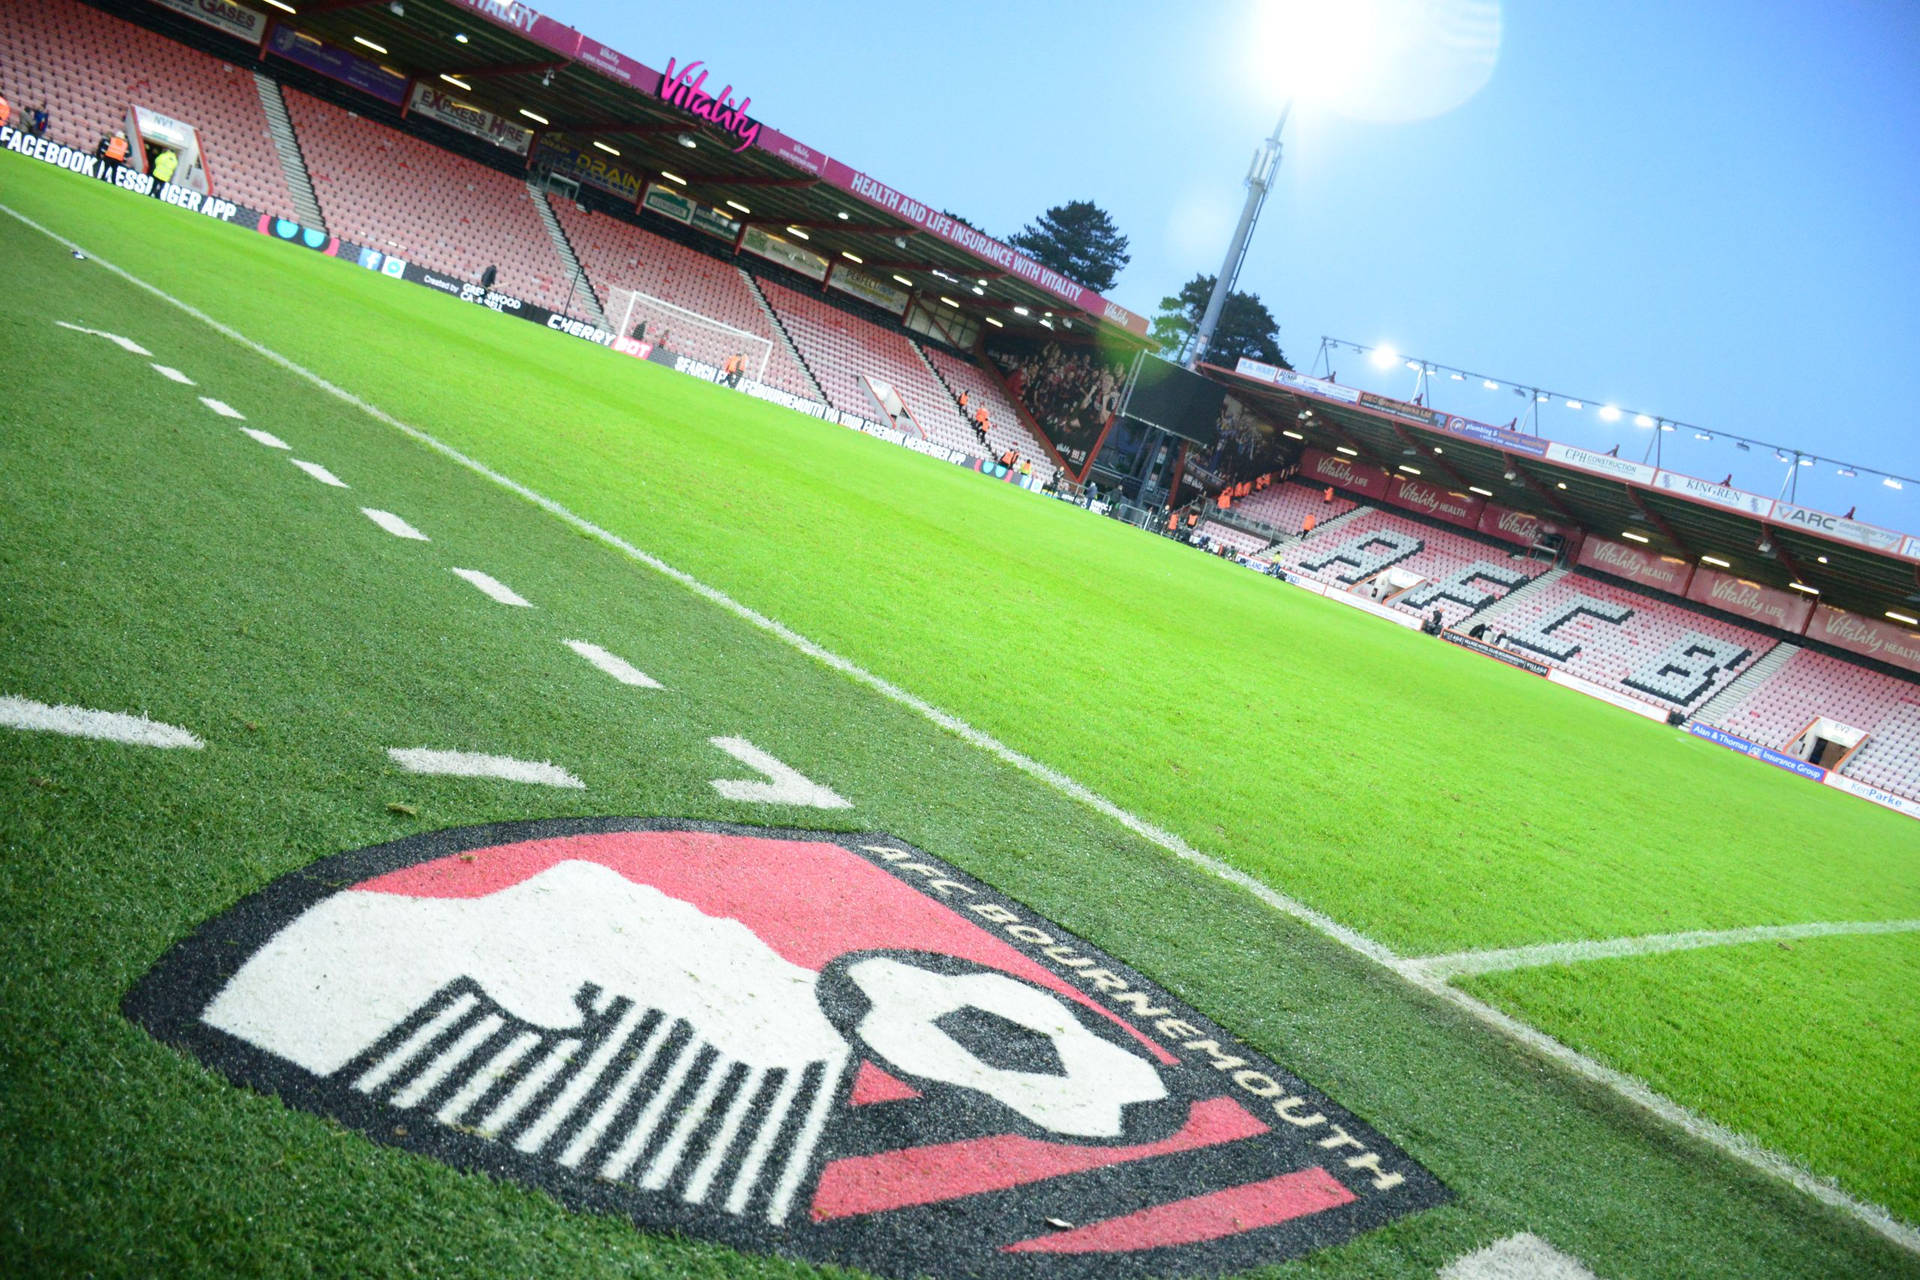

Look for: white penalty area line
[1416,918,1920,980]
[9,199,1913,1257]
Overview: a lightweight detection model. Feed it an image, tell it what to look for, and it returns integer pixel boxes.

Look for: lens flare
[1248,0,1503,124]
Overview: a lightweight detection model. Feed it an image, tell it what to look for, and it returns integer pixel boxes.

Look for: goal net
[606,287,771,385]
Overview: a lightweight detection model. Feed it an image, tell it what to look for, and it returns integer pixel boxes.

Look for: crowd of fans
[992,340,1127,449]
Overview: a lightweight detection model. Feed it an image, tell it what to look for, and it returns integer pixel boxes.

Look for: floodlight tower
[1187,103,1290,370]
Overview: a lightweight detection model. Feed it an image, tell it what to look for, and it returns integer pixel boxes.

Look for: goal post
[606,287,771,385]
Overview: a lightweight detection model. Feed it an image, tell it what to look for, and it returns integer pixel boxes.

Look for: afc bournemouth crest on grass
[125,819,1446,1276]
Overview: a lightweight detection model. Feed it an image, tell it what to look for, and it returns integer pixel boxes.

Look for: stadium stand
[1839,700,1920,800]
[1270,508,1548,628]
[1492,572,1774,710]
[282,87,575,314]
[756,277,979,449]
[547,200,818,401]
[1706,647,1920,798]
[1195,521,1272,557]
[1229,479,1358,536]
[1,0,297,221]
[918,344,1056,475]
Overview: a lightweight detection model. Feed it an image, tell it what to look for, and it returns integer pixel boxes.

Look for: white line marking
[290,459,348,488]
[240,428,290,450]
[150,363,194,385]
[0,694,203,749]
[386,747,583,789]
[450,567,531,607]
[361,508,429,541]
[709,737,850,808]
[563,640,660,688]
[1418,918,1920,980]
[12,202,1907,1254]
[54,320,150,355]
[1439,1233,1600,1280]
[198,396,244,419]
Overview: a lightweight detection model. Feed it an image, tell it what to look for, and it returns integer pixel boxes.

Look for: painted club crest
[125,820,1446,1276]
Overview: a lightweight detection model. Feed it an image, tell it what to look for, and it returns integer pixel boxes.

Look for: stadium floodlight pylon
[607,287,771,385]
[1188,103,1290,370]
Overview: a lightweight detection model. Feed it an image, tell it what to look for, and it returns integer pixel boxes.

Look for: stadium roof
[228,0,1152,345]
[1207,361,1920,626]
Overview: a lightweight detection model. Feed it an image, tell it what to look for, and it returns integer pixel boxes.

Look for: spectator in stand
[31,103,50,137]
[1302,513,1317,536]
[957,389,970,415]
[1323,486,1335,504]
[0,96,10,130]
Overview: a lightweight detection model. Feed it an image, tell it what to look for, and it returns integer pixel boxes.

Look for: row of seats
[756,278,977,449]
[1272,507,1548,629]
[549,199,817,401]
[284,88,575,314]
[1228,479,1357,536]
[1493,572,1773,711]
[1194,521,1272,557]
[1707,647,1920,799]
[1,0,297,220]
[918,343,1056,478]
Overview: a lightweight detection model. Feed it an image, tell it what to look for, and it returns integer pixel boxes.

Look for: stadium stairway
[1460,564,1568,628]
[1693,641,1801,729]
[527,181,608,329]
[254,74,325,230]
[740,270,827,403]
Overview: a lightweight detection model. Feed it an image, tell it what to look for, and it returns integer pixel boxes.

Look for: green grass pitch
[2,149,1916,1276]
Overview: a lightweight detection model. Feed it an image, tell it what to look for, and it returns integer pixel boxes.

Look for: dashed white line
[564,640,660,688]
[1416,918,1920,980]
[54,320,151,355]
[450,567,532,607]
[708,736,849,808]
[0,694,203,749]
[240,428,290,450]
[361,508,428,540]
[13,202,1909,1256]
[150,363,194,385]
[198,396,244,419]
[290,459,348,488]
[387,747,583,788]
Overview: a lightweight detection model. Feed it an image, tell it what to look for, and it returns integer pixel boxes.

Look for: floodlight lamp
[1634,414,1654,427]
[1502,469,1517,482]
[388,0,403,15]
[1756,537,1773,554]
[1483,379,1498,390]
[1370,345,1398,369]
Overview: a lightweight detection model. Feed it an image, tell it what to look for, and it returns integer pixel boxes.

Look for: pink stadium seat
[282,88,572,313]
[1709,647,1920,800]
[0,0,296,220]
[1272,507,1548,628]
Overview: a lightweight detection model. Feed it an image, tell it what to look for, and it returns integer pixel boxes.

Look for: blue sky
[549,0,1920,527]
